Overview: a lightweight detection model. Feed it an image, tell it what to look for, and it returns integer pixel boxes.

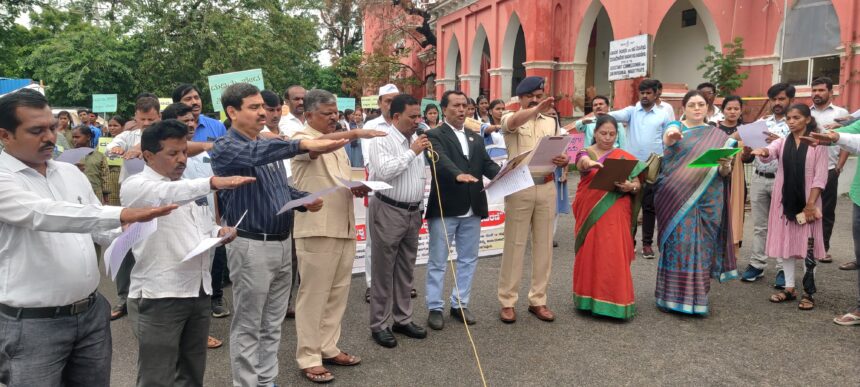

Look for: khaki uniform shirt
[290,125,355,239]
[501,112,558,178]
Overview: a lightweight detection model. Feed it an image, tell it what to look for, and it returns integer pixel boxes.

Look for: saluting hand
[120,204,179,225]
[210,176,257,190]
[456,173,479,183]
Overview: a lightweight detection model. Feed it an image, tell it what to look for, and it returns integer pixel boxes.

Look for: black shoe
[427,310,444,330]
[553,240,559,248]
[392,322,427,339]
[450,307,476,325]
[371,328,397,348]
[365,288,370,304]
[410,288,417,298]
[211,298,231,318]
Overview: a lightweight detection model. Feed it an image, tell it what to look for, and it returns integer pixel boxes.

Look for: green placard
[98,137,123,166]
[361,95,379,110]
[158,98,172,111]
[207,69,265,112]
[421,98,439,114]
[337,97,356,112]
[687,148,741,168]
[92,94,118,113]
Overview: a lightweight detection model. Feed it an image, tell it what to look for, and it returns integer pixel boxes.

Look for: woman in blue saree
[654,90,738,315]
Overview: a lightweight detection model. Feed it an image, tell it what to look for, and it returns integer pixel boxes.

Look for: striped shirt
[210,129,309,235]
[367,125,426,203]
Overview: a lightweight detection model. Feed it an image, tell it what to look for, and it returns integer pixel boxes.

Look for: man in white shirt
[810,77,849,263]
[121,119,254,387]
[0,89,175,387]
[278,85,306,137]
[696,82,725,123]
[104,95,162,320]
[367,94,429,348]
[361,84,401,301]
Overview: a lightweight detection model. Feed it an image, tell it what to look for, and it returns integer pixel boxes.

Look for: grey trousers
[116,251,135,304]
[748,174,784,271]
[128,295,210,387]
[853,204,860,310]
[0,292,112,387]
[368,198,422,332]
[226,236,292,387]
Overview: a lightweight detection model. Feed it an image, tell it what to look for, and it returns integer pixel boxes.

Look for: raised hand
[536,96,555,113]
[666,129,683,142]
[810,131,840,145]
[355,129,388,139]
[455,173,479,183]
[300,138,351,154]
[210,176,257,190]
[120,204,178,225]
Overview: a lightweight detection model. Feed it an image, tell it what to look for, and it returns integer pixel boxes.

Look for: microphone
[415,122,434,160]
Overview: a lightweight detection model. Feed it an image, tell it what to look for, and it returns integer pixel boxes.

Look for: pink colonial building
[364,0,860,116]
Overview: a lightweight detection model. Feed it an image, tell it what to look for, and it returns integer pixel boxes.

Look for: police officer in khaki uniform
[497,76,570,323]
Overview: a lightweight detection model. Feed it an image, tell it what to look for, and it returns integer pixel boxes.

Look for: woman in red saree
[573,115,646,319]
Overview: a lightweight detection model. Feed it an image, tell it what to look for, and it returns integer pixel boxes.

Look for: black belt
[237,229,290,242]
[376,193,422,212]
[0,292,97,319]
[755,171,775,179]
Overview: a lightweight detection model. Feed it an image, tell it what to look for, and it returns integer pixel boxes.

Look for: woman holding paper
[572,115,646,319]
[749,104,827,310]
[654,90,738,316]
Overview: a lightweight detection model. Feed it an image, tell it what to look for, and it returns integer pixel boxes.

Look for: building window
[681,9,697,28]
[780,0,841,85]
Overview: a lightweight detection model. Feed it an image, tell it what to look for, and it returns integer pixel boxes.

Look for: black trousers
[823,168,839,252]
[211,245,227,300]
[641,183,657,246]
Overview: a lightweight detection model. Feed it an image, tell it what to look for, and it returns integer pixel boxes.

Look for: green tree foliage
[697,37,749,97]
[4,0,348,115]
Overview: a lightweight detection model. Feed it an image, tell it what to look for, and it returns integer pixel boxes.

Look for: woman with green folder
[653,90,738,315]
[572,115,646,319]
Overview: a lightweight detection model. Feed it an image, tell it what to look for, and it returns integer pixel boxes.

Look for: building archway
[469,25,492,98]
[501,12,525,100]
[652,0,721,89]
[776,0,842,86]
[572,1,614,113]
[445,34,462,91]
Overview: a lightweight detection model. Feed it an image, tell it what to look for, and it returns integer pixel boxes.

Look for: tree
[697,37,749,97]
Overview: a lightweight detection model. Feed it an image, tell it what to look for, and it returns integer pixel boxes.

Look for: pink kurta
[761,137,828,259]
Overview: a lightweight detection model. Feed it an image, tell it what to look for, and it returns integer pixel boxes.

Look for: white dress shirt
[811,103,850,169]
[0,152,122,307]
[261,127,292,179]
[183,151,217,215]
[367,125,426,203]
[121,166,219,299]
[277,112,305,138]
[105,128,143,182]
[363,115,395,166]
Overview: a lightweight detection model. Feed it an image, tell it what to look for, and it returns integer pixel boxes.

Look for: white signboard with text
[351,167,506,274]
[608,34,650,81]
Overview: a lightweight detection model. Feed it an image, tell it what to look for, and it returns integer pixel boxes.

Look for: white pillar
[489,68,514,100]
[459,74,481,98]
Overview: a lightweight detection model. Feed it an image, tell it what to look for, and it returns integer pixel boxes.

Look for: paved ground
[103,182,859,386]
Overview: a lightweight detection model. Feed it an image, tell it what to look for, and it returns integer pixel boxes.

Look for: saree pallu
[654,124,738,315]
[573,148,646,319]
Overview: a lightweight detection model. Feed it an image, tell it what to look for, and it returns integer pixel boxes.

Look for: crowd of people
[1,73,859,387]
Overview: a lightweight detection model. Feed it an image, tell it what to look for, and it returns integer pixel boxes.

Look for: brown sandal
[207,336,222,349]
[769,290,797,303]
[302,366,334,383]
[798,295,815,310]
[322,351,361,366]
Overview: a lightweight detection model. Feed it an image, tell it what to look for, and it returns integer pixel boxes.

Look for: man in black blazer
[423,90,500,330]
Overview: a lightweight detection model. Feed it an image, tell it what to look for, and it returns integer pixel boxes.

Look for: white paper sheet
[276,186,340,215]
[737,121,771,149]
[336,177,393,191]
[851,109,860,119]
[485,164,534,201]
[181,210,247,262]
[55,147,94,164]
[528,135,573,173]
[103,219,158,280]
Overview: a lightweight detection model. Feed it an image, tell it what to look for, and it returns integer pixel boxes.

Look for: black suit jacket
[424,123,501,219]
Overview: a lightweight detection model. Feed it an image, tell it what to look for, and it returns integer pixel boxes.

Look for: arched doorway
[501,12,525,100]
[446,35,462,91]
[470,25,492,98]
[573,1,615,114]
[652,0,721,89]
[778,0,841,86]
